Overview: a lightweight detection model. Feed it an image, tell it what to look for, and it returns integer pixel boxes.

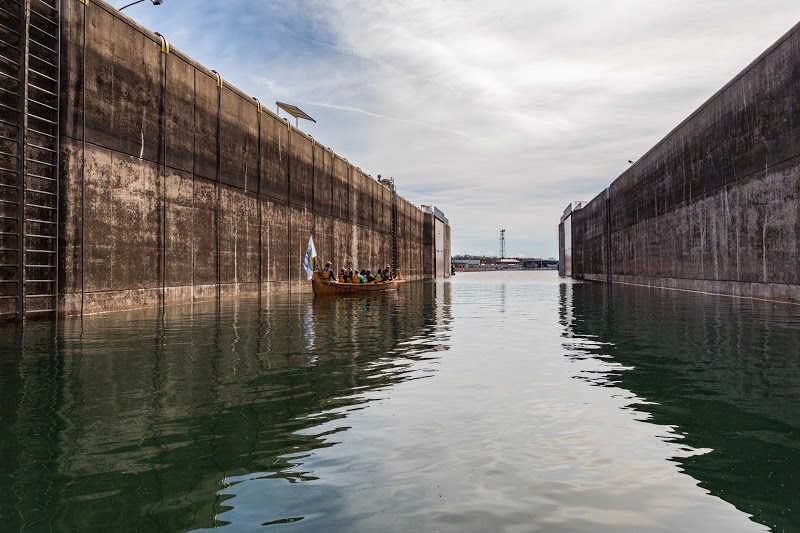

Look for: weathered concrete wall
[564,20,800,304]
[58,0,449,316]
[572,191,609,284]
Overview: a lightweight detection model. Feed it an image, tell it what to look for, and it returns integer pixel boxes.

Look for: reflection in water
[561,281,800,532]
[3,273,798,531]
[0,282,451,531]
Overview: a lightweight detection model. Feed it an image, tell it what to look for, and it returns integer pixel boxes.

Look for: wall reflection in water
[560,281,800,532]
[0,281,451,531]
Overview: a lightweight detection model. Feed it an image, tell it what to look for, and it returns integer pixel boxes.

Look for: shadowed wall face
[55,0,450,316]
[563,21,800,303]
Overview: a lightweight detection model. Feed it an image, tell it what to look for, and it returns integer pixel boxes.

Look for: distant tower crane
[499,229,506,259]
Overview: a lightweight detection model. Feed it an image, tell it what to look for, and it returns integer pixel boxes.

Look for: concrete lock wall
[57,0,449,316]
[563,20,800,304]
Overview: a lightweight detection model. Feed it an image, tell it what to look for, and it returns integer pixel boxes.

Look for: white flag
[303,235,317,280]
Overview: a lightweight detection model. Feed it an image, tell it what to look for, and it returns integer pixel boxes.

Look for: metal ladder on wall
[0,0,60,320]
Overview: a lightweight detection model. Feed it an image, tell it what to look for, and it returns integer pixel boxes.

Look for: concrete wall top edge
[605,18,800,193]
[86,0,403,202]
[585,188,607,211]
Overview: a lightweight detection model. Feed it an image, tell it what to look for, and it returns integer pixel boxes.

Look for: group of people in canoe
[320,262,394,284]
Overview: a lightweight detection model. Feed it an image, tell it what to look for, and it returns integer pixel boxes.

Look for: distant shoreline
[454,267,558,272]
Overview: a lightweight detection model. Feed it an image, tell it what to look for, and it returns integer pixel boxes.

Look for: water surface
[1,272,798,531]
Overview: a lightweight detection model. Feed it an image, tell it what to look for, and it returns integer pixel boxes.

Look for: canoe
[312,276,399,295]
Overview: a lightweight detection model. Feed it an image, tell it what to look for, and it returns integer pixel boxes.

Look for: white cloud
[110,0,800,256]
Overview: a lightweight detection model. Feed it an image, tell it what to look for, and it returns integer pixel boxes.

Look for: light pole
[120,0,163,11]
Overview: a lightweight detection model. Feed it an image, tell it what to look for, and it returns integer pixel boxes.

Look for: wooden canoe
[312,276,399,295]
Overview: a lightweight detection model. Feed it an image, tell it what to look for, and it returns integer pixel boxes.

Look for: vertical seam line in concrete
[215,79,221,302]
[55,0,62,319]
[311,137,316,258]
[80,0,86,317]
[192,67,197,302]
[329,151,333,260]
[606,188,612,284]
[346,161,350,269]
[256,103,262,301]
[16,1,30,320]
[190,70,195,301]
[160,44,167,309]
[286,124,291,291]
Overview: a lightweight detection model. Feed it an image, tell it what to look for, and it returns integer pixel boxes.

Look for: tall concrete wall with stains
[562,20,800,304]
[58,0,448,316]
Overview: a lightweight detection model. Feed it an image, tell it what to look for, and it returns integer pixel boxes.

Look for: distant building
[453,259,481,267]
[452,256,558,271]
[496,258,520,269]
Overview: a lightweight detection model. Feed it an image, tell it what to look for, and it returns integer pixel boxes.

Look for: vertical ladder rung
[30,9,58,26]
[25,158,56,169]
[27,68,56,83]
[0,53,21,66]
[28,23,56,38]
[27,115,57,126]
[0,70,19,82]
[26,188,55,196]
[26,142,56,153]
[0,117,22,128]
[25,203,55,211]
[0,6,21,19]
[0,117,22,129]
[0,24,21,39]
[27,128,55,139]
[0,87,19,99]
[27,98,57,111]
[26,173,57,182]
[28,84,56,97]
[28,52,57,68]
[33,1,58,12]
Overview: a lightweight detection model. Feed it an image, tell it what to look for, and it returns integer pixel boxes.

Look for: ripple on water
[0,273,795,530]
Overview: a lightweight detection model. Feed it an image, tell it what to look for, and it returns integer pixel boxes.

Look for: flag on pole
[303,235,317,280]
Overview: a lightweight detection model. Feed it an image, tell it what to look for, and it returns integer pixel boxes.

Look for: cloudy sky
[109,0,800,258]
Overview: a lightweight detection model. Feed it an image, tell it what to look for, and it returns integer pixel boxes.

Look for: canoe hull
[312,277,399,296]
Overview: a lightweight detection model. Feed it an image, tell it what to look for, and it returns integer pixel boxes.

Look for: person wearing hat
[322,261,337,282]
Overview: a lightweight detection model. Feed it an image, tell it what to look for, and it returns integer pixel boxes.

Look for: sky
[109,0,800,258]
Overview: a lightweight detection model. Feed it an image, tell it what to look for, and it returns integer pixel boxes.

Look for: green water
[0,272,798,531]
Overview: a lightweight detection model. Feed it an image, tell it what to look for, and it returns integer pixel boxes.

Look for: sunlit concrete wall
[59,0,448,315]
[563,20,800,304]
